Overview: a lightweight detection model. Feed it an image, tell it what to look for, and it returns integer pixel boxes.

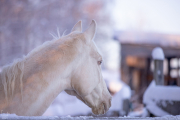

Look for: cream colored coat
[0,20,112,116]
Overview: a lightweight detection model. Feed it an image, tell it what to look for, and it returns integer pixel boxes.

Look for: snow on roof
[143,80,180,116]
[152,47,164,60]
[115,31,180,48]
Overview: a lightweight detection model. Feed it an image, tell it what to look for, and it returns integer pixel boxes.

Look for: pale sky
[111,0,180,35]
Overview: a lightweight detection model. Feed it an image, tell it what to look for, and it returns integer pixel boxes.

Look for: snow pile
[110,83,131,113]
[128,108,149,117]
[143,80,180,116]
[152,47,164,60]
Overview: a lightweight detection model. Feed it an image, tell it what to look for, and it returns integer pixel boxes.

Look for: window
[170,58,180,78]
[150,58,168,75]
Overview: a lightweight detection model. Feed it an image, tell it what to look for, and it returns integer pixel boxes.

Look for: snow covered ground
[0,114,180,120]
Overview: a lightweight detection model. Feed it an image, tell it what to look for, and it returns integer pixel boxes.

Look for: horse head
[65,20,112,115]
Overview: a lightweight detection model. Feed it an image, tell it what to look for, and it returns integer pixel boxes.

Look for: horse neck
[0,59,24,103]
[0,38,79,115]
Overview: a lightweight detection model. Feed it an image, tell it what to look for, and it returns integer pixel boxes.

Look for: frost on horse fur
[0,20,112,116]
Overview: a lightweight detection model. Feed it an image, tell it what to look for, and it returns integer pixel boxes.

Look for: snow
[152,47,164,60]
[43,91,91,116]
[128,108,149,117]
[0,113,58,119]
[143,80,180,116]
[109,83,131,114]
[120,85,131,99]
[0,113,17,119]
[1,114,180,120]
[102,70,123,93]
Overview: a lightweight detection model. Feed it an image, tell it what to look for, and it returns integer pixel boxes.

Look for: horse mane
[0,58,24,102]
[0,33,62,102]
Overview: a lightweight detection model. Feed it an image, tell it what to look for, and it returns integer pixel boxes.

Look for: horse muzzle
[92,97,112,115]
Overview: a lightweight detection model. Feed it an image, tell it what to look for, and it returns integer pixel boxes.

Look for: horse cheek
[72,72,98,96]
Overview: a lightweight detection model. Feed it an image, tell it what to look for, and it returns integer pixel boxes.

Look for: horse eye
[98,60,102,65]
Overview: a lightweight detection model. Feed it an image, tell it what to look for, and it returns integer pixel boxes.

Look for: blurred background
[1,0,180,117]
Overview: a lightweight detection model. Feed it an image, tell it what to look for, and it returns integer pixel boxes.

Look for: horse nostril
[103,102,108,112]
[109,98,112,107]
[110,96,112,101]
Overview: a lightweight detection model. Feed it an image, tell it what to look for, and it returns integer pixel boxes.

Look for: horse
[0,20,112,116]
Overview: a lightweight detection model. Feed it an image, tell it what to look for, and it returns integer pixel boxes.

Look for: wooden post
[122,99,130,116]
[153,60,164,85]
[167,58,171,85]
[152,47,164,85]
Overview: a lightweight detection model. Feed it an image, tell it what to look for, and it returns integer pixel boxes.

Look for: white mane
[0,58,24,102]
[0,31,63,103]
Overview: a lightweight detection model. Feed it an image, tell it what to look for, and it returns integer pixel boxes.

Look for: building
[114,31,180,102]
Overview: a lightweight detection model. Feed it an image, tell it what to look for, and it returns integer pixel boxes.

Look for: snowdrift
[143,80,180,116]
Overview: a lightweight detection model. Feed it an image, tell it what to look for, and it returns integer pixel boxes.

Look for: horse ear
[84,20,96,40]
[71,21,82,32]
